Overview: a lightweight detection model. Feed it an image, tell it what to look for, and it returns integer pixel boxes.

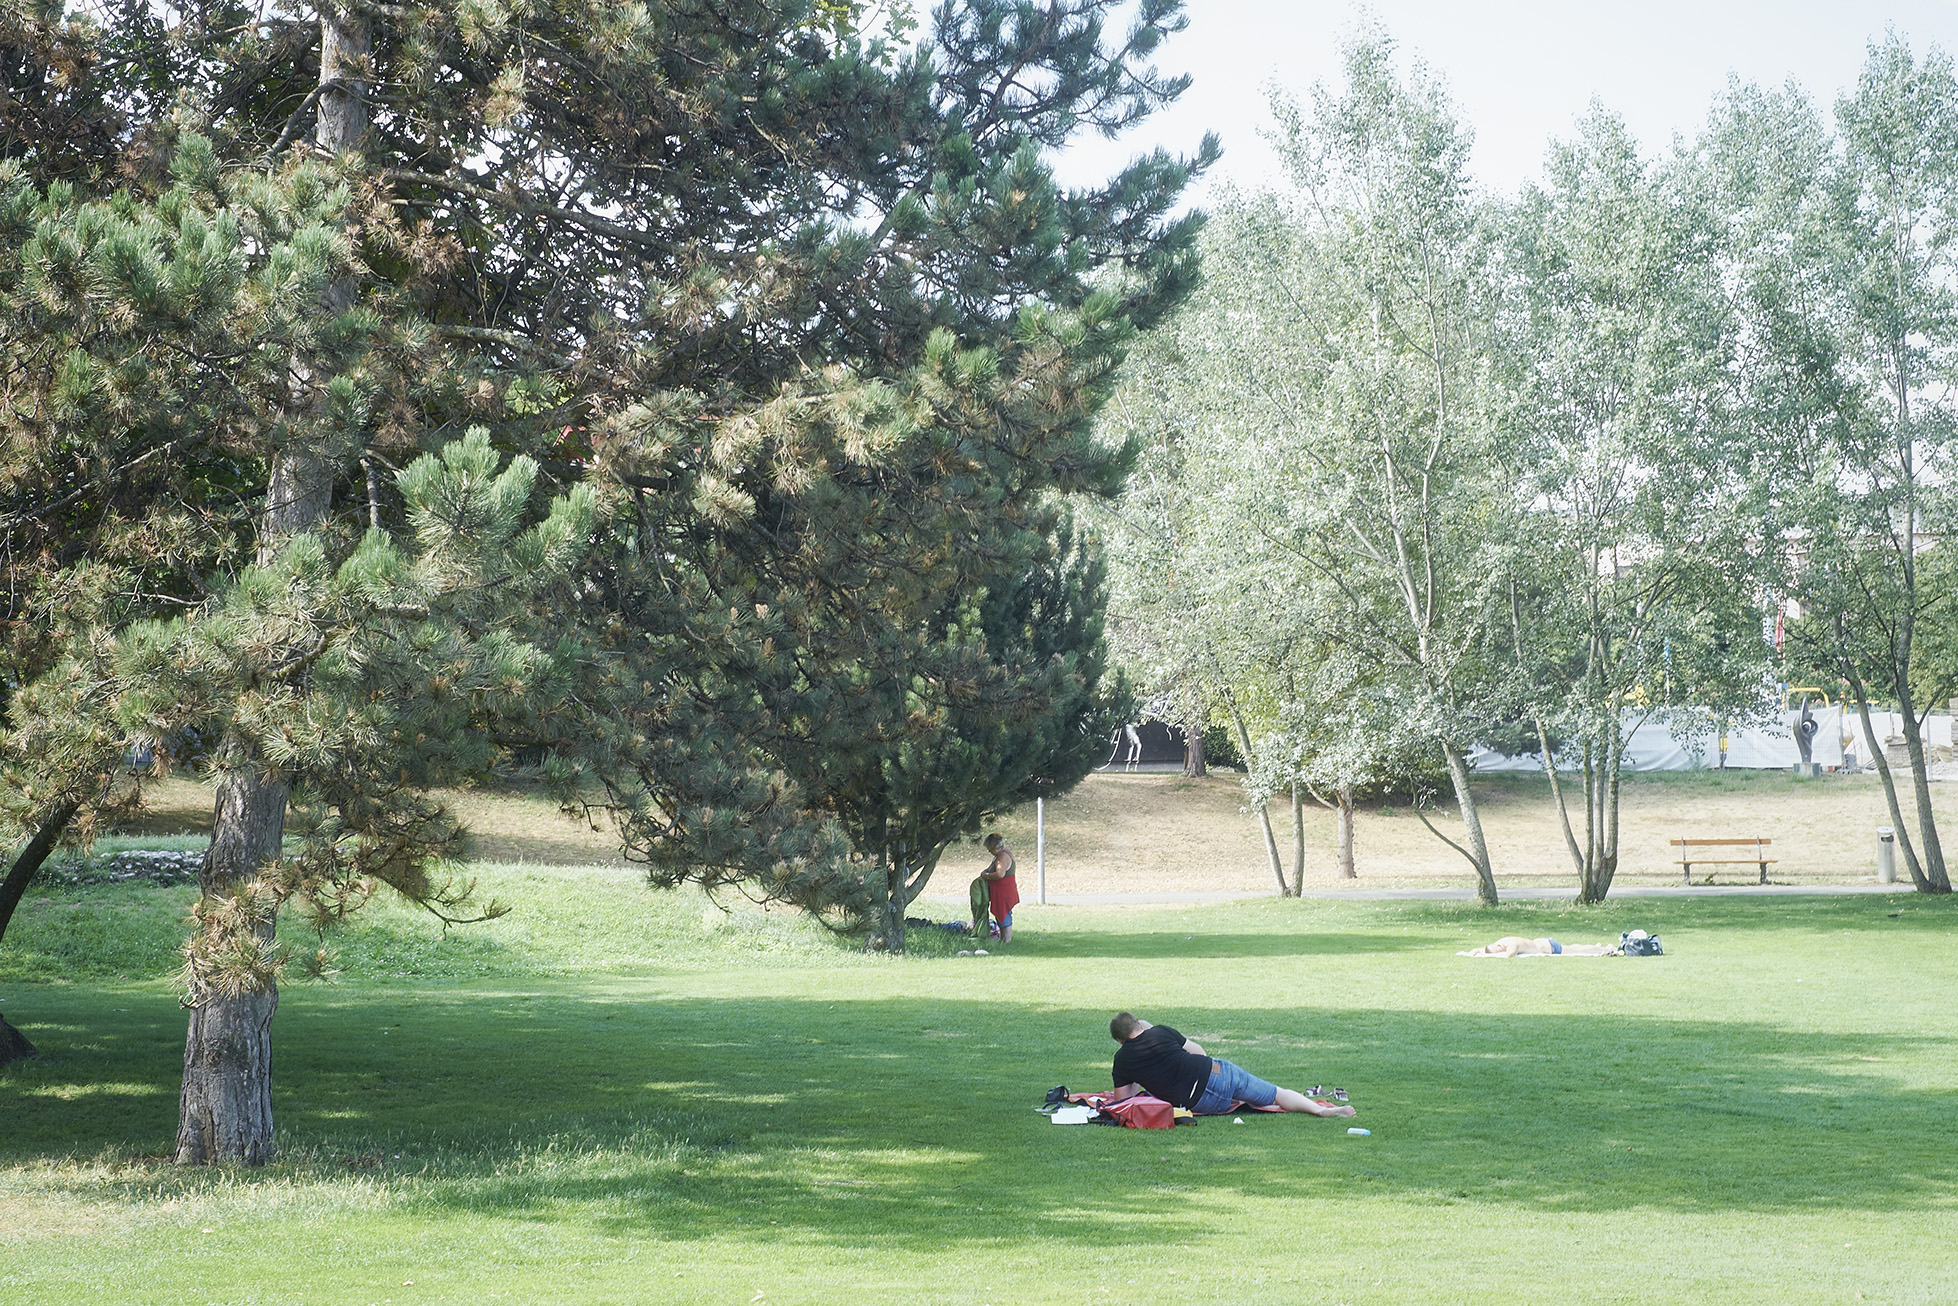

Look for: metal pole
[1037,796,1046,904]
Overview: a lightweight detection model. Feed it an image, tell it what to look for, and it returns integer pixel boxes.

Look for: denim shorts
[1193,1058,1278,1114]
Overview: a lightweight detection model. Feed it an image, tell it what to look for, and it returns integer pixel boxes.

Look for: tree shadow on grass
[6,981,1954,1254]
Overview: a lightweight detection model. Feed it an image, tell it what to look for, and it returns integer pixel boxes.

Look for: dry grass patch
[115,778,627,867]
[980,768,1952,893]
[105,768,1953,895]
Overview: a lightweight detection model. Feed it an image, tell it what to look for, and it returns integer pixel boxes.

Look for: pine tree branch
[257,81,333,167]
[381,167,660,251]
[436,324,573,369]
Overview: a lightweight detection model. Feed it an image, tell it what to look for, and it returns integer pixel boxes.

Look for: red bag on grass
[1102,1095,1176,1129]
[1068,1091,1177,1129]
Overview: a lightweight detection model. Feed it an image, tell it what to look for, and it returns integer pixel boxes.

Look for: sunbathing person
[1107,1012,1356,1117]
[1459,936,1617,957]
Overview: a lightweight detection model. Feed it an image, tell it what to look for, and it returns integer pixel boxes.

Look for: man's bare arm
[1182,1038,1205,1056]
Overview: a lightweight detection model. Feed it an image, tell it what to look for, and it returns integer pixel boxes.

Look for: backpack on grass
[1619,929,1663,956]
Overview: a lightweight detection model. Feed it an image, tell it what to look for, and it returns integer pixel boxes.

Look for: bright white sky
[1052,0,1958,202]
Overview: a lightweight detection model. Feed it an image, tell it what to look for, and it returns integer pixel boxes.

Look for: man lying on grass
[1107,1012,1357,1118]
[1459,936,1617,957]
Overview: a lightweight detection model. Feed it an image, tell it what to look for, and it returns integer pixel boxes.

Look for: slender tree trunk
[0,798,82,1065]
[0,798,78,953]
[177,8,368,1166]
[1335,786,1355,879]
[1255,799,1286,895]
[1439,740,1498,905]
[1853,686,1929,889]
[882,857,908,952]
[1289,781,1305,896]
[1603,729,1622,888]
[1535,716,1585,880]
[1183,723,1206,778]
[1894,699,1951,893]
[1224,693,1288,895]
[1581,728,1623,904]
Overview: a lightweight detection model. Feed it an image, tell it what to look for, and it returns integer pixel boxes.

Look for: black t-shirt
[1112,1024,1212,1109]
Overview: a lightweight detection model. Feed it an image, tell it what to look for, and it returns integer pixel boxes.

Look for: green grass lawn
[5,867,1958,1303]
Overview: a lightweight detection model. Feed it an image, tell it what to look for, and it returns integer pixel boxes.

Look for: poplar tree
[1496,110,1767,903]
[1712,43,1958,895]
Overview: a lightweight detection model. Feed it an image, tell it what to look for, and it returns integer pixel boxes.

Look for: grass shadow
[6,971,1953,1254]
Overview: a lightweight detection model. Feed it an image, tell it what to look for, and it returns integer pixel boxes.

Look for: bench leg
[1759,862,1768,885]
[1682,862,1691,886]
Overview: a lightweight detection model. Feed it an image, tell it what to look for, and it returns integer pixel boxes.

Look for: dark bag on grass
[1619,929,1663,956]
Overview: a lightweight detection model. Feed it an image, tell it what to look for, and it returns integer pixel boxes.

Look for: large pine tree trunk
[176,7,368,1165]
[865,847,908,952]
[176,769,286,1165]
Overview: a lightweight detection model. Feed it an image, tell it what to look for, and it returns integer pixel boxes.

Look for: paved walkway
[921,882,1913,906]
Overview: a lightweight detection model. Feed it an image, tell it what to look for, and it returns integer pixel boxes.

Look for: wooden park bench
[1671,837,1776,885]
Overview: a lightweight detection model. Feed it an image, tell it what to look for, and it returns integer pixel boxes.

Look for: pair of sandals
[1308,1085,1349,1103]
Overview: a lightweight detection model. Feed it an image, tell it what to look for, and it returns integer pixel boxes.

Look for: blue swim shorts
[1193,1058,1278,1114]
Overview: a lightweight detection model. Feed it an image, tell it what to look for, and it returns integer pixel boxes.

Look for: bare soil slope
[115,768,1943,894]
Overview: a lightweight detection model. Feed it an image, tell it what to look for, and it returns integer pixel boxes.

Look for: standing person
[1107,1012,1356,1117]
[978,832,1020,944]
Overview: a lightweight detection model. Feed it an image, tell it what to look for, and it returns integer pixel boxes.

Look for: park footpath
[922,883,1907,906]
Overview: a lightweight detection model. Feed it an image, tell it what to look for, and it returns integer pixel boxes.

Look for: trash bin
[1877,827,1896,884]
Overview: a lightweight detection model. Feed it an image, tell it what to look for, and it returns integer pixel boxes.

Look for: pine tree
[1,0,1208,1147]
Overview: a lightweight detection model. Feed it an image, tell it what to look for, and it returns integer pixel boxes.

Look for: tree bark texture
[176,768,287,1165]
[1440,741,1499,905]
[1895,699,1952,893]
[1853,688,1930,890]
[1225,698,1288,895]
[0,797,78,950]
[0,799,80,1066]
[1183,724,1206,778]
[1255,798,1286,895]
[1335,786,1355,879]
[177,6,372,1168]
[1288,782,1305,896]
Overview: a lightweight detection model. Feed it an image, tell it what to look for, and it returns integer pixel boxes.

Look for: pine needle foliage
[3,0,1209,988]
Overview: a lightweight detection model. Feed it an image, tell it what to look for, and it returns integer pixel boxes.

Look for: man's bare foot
[1314,1102,1356,1118]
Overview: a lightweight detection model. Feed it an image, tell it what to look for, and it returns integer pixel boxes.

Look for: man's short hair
[1110,1011,1141,1042]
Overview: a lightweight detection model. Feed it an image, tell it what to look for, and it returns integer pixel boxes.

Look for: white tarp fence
[1469,706,1952,773]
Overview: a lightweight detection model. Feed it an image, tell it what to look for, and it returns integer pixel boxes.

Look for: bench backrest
[1669,838,1771,848]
